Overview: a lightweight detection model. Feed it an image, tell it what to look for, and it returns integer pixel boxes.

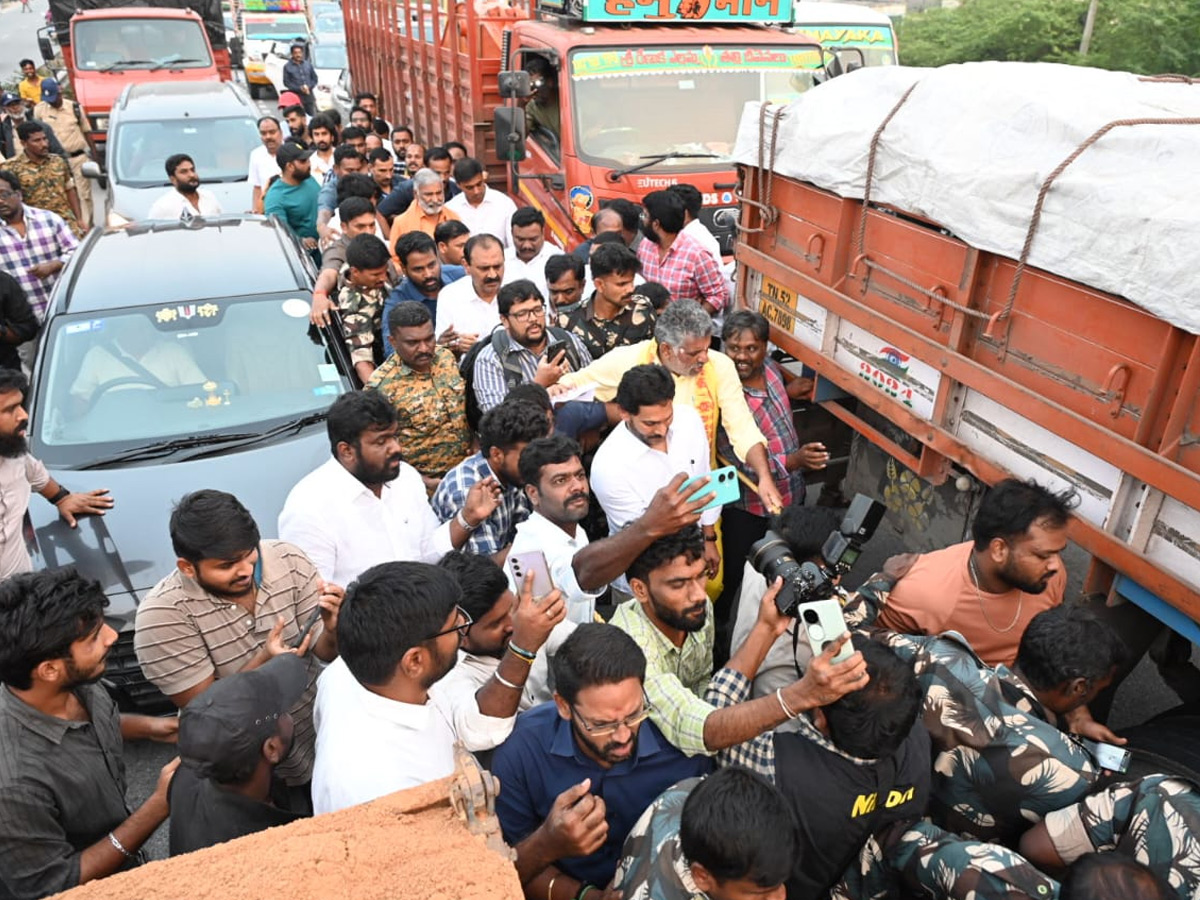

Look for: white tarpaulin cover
[733,61,1200,335]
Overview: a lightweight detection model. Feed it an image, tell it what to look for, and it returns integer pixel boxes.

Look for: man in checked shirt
[0,170,77,367]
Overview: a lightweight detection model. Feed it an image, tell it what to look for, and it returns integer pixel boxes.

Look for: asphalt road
[0,0,47,85]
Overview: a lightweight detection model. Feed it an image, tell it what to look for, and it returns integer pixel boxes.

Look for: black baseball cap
[179,654,307,781]
[276,141,314,167]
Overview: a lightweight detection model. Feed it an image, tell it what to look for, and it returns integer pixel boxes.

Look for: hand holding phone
[509,550,555,600]
[680,465,741,513]
[1082,738,1131,772]
[795,599,854,663]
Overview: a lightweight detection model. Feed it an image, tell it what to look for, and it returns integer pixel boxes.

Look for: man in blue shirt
[491,623,711,900]
[264,142,320,264]
[383,231,465,348]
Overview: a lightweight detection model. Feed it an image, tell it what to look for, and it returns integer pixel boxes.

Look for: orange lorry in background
[732,76,1200,636]
[342,0,848,252]
[40,0,232,149]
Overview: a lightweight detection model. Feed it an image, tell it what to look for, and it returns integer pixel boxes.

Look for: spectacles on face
[425,605,473,641]
[570,692,653,737]
[506,306,546,323]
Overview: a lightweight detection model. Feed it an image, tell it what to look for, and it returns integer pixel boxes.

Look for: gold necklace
[969,555,1023,634]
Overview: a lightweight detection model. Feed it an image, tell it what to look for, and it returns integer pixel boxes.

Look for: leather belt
[69,150,87,157]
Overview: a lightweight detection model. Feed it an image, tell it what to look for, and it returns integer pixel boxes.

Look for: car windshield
[73,19,214,70]
[570,45,825,170]
[112,117,260,187]
[314,14,344,34]
[32,296,347,467]
[245,18,309,39]
[311,43,346,68]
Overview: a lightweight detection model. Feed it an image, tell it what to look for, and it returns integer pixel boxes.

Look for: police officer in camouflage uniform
[0,122,81,237]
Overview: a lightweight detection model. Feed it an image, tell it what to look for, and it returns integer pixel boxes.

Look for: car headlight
[91,115,109,132]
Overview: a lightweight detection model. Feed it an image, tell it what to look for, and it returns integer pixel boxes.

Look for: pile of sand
[51,776,523,900]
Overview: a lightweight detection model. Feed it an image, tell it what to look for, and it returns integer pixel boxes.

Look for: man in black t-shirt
[170,655,310,855]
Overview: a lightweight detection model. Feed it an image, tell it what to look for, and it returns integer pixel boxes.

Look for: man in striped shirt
[135,490,342,811]
[0,169,77,326]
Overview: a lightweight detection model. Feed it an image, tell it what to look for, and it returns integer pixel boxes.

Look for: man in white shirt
[437,550,570,712]
[311,561,517,812]
[435,233,512,355]
[504,206,561,299]
[512,435,717,625]
[278,390,500,588]
[590,365,721,583]
[445,156,517,247]
[145,154,223,221]
[308,115,337,182]
[248,116,282,214]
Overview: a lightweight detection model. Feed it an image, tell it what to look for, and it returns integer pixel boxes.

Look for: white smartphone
[508,550,555,600]
[794,599,854,664]
[1082,739,1131,772]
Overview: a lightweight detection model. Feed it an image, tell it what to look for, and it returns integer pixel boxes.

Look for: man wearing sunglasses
[491,624,710,900]
[311,561,516,814]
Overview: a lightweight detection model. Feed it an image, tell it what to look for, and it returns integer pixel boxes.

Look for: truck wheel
[249,82,262,100]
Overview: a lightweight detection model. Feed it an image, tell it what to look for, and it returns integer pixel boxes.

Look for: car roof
[115,81,257,120]
[55,217,311,314]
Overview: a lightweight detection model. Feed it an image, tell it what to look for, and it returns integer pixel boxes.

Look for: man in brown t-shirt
[135,490,342,804]
[878,478,1074,670]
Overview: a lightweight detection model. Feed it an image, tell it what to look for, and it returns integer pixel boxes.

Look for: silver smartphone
[508,550,555,600]
[794,599,854,664]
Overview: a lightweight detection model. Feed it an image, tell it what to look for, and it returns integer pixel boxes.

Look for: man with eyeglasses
[491,623,710,900]
[311,561,517,813]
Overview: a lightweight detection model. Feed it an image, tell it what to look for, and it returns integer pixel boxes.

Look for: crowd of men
[2,79,1199,900]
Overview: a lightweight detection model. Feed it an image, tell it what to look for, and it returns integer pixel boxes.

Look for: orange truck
[340,0,877,252]
[40,0,232,148]
[732,63,1200,636]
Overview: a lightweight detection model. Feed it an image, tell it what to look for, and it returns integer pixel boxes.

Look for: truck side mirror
[493,107,527,162]
[38,34,55,63]
[498,70,532,100]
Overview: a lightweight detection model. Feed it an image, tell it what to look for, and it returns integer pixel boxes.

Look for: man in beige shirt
[135,489,342,806]
[33,79,94,230]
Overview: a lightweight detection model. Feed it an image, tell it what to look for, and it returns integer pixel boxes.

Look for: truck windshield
[570,45,825,170]
[112,117,261,187]
[73,19,213,71]
[33,297,345,467]
[791,22,897,68]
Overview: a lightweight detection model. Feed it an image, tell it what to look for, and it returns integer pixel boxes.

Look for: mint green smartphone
[680,465,741,513]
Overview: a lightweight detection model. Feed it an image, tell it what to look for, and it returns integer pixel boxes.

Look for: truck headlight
[91,115,109,132]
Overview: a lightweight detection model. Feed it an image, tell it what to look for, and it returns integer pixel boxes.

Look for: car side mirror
[494,107,527,162]
[38,34,55,63]
[82,160,107,189]
[498,70,532,100]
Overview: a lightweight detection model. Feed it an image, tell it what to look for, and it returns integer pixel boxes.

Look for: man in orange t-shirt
[878,479,1074,670]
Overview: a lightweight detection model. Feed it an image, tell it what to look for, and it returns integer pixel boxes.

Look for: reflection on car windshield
[112,117,261,187]
[312,44,347,68]
[35,297,345,466]
[73,19,213,70]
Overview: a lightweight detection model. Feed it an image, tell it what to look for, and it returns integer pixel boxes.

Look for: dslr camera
[748,494,887,617]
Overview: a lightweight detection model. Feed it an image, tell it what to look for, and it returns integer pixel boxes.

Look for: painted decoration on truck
[792,25,894,51]
[833,324,940,420]
[568,186,595,234]
[572,46,818,79]
[569,0,790,27]
[755,276,826,350]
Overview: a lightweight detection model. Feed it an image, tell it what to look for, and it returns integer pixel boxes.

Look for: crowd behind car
[3,76,1200,900]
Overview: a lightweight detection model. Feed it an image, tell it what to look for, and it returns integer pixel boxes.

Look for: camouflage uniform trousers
[834,821,1059,900]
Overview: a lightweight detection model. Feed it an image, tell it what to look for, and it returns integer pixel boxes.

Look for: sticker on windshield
[317,363,339,382]
[65,319,105,335]
[157,303,219,324]
[282,298,311,318]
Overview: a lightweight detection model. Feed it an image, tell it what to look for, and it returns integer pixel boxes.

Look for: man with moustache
[471,279,591,413]
[264,142,321,262]
[248,116,282,214]
[636,190,727,316]
[612,526,871,760]
[279,390,499,588]
[435,233,509,356]
[382,230,465,327]
[559,243,655,360]
[146,154,223,220]
[554,301,784,514]
[491,624,710,900]
[135,490,341,810]
[590,366,720,583]
[505,206,559,297]
[386,168,460,254]
[368,301,472,491]
[307,114,337,181]
[0,569,180,898]
[0,369,112,578]
[312,561,518,812]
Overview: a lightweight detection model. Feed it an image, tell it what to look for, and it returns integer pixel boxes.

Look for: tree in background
[894,0,1200,76]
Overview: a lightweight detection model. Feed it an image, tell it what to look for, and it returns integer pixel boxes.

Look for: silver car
[26,216,355,711]
[84,81,262,227]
